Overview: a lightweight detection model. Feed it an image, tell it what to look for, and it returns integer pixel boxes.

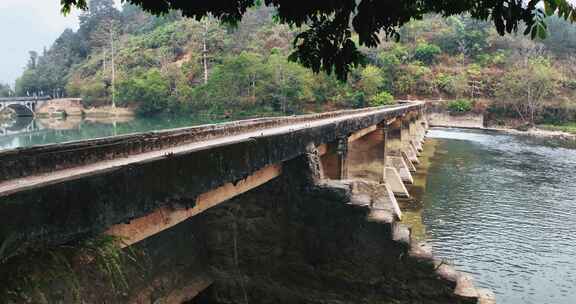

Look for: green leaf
[537,24,547,40]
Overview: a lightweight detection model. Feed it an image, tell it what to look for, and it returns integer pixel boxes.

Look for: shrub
[447,99,472,113]
[563,79,576,90]
[377,45,409,68]
[347,91,367,108]
[413,43,441,64]
[358,65,384,98]
[393,63,434,96]
[475,51,507,67]
[117,69,171,115]
[435,73,467,97]
[369,91,395,106]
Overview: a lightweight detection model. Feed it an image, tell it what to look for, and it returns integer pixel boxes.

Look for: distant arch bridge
[0,96,51,117]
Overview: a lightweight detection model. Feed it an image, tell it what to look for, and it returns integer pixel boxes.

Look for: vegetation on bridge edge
[0,235,146,303]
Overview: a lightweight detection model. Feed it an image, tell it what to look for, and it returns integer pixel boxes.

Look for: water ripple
[421,128,576,304]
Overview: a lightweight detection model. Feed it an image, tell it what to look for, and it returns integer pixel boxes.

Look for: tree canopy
[60,0,575,80]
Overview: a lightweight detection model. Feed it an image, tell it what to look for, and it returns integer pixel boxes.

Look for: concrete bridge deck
[0,102,422,195]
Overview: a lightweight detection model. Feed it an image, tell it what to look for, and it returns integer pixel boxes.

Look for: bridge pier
[409,115,423,154]
[387,119,414,185]
[344,123,404,214]
[320,137,349,180]
[401,115,419,169]
[345,125,383,181]
[414,112,428,151]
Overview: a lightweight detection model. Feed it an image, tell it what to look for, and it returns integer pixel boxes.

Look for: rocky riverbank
[83,105,135,118]
[34,98,134,118]
[493,126,576,140]
[429,109,576,141]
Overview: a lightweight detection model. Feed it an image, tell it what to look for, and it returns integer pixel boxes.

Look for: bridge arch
[0,103,35,117]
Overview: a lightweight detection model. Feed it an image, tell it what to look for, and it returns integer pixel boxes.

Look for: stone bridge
[0,96,51,116]
[0,102,494,304]
[0,97,83,117]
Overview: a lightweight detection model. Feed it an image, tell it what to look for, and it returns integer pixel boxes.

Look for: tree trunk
[202,19,209,85]
[110,25,116,108]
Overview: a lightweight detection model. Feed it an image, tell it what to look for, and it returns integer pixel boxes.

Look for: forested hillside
[9,0,576,126]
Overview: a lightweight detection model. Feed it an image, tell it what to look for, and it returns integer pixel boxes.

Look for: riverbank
[494,126,576,140]
[83,105,135,118]
[428,110,576,141]
[32,98,135,118]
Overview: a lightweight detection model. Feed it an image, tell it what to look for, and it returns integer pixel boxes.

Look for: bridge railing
[0,96,51,102]
[0,102,425,183]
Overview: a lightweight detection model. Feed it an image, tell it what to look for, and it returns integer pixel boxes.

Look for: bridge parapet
[0,102,425,183]
[0,96,51,102]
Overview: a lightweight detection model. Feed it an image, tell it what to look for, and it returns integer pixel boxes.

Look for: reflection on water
[0,115,234,150]
[402,128,576,304]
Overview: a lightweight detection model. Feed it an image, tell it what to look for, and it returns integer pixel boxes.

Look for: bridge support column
[401,116,419,171]
[347,125,384,182]
[421,120,428,142]
[345,124,404,205]
[408,117,420,156]
[375,123,407,198]
[320,137,348,180]
[420,111,429,140]
[411,115,424,153]
[387,119,413,187]
[378,123,388,183]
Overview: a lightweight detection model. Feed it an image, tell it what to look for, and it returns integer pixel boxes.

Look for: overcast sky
[0,0,121,87]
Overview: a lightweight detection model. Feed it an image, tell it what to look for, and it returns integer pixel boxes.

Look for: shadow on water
[404,127,576,304]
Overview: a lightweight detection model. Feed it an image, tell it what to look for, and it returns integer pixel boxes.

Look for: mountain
[12,0,576,125]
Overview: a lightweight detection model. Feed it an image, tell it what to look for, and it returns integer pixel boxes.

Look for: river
[0,115,234,150]
[405,128,576,304]
[3,116,576,303]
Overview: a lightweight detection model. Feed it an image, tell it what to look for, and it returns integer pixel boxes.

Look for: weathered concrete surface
[0,103,424,258]
[429,112,484,129]
[389,155,414,184]
[347,127,385,182]
[188,153,485,304]
[386,167,410,197]
[107,164,282,247]
[0,103,422,183]
[320,138,348,180]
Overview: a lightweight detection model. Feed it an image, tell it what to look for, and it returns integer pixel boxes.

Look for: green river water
[0,115,233,150]
[406,128,576,304]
